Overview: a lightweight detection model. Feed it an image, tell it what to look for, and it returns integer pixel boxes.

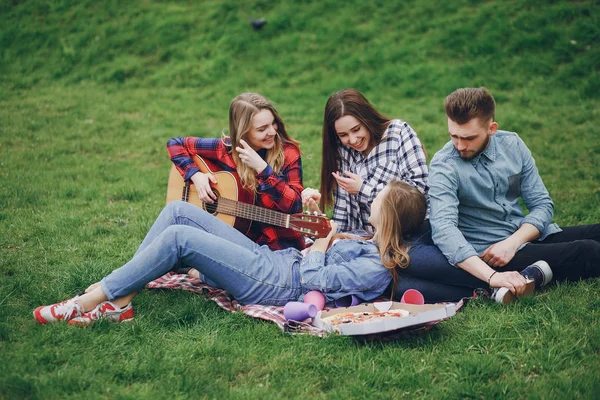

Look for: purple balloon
[284,301,317,321]
[334,295,360,308]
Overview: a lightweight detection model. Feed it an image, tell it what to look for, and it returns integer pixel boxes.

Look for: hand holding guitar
[302,188,322,214]
[236,139,268,173]
[190,172,218,204]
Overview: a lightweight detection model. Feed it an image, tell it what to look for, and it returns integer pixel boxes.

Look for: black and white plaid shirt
[333,120,429,233]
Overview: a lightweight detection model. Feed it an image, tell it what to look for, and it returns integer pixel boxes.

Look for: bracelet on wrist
[487,271,498,285]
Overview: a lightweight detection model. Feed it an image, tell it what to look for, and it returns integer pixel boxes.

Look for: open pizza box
[313,301,456,336]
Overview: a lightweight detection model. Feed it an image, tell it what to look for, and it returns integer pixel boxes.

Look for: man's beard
[459,135,490,161]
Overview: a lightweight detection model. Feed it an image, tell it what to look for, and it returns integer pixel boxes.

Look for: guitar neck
[215,197,289,228]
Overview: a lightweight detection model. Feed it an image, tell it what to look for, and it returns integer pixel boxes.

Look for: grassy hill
[1,0,599,398]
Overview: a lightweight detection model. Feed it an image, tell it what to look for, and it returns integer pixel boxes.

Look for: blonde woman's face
[368,186,388,230]
[245,109,278,151]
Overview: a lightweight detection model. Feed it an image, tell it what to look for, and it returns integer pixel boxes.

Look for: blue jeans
[101,201,303,305]
[390,220,488,303]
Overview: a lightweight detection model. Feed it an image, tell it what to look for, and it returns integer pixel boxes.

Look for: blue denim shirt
[429,130,561,266]
[299,239,392,303]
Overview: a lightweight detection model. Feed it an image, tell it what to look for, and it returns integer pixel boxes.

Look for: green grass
[1,0,599,398]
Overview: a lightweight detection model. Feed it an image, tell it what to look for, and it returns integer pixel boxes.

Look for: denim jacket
[430,130,561,266]
[298,239,392,303]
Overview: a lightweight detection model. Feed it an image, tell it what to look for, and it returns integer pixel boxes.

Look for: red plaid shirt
[167,137,305,250]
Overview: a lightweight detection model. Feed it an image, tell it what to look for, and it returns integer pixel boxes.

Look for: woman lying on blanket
[33,180,427,326]
[168,92,305,251]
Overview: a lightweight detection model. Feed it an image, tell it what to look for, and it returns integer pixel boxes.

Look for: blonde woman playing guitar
[167,93,306,252]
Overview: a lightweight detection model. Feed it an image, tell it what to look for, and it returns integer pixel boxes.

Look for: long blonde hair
[333,180,427,294]
[227,93,300,193]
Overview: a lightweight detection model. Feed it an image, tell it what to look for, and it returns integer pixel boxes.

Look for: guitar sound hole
[204,190,220,215]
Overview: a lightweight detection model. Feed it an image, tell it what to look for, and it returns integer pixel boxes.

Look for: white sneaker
[34,297,83,324]
[491,281,535,304]
[68,301,134,326]
[491,261,553,304]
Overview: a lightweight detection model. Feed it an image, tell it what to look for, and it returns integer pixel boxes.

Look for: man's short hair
[444,87,496,125]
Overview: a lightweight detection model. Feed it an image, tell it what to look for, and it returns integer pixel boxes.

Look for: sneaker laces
[72,301,127,325]
[52,298,82,320]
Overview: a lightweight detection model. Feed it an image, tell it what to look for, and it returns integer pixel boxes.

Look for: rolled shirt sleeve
[255,145,304,214]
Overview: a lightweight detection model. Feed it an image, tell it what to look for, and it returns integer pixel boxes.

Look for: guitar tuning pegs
[321,213,326,217]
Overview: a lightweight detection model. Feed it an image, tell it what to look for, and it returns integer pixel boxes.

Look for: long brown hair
[319,89,391,211]
[227,93,300,193]
[332,180,427,295]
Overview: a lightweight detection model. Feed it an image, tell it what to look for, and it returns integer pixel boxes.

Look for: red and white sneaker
[68,301,134,326]
[33,297,83,324]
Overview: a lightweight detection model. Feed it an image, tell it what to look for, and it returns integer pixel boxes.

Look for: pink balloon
[303,291,326,311]
[400,289,425,305]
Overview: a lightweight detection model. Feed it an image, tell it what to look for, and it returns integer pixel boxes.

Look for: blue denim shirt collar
[481,136,497,162]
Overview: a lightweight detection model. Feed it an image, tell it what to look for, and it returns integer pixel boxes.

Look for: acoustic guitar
[166,155,331,238]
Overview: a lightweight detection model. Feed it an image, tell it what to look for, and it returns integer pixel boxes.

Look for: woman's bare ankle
[78,287,107,312]
[85,282,101,293]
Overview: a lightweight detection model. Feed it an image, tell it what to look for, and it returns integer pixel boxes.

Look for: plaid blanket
[146,272,467,338]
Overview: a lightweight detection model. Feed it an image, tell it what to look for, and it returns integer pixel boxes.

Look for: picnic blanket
[146,272,467,338]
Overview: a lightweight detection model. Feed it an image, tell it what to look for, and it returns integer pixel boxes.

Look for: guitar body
[167,156,332,239]
[166,156,253,235]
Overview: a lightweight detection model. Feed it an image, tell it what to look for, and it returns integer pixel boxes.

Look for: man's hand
[480,237,520,267]
[481,223,541,267]
[302,188,322,214]
[332,171,363,195]
[190,172,218,204]
[489,270,529,295]
[236,139,268,173]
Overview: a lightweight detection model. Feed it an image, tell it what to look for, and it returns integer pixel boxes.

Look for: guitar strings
[190,193,326,234]
[177,162,325,235]
[203,198,286,225]
[187,185,287,225]
[215,197,288,227]
[216,200,326,236]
